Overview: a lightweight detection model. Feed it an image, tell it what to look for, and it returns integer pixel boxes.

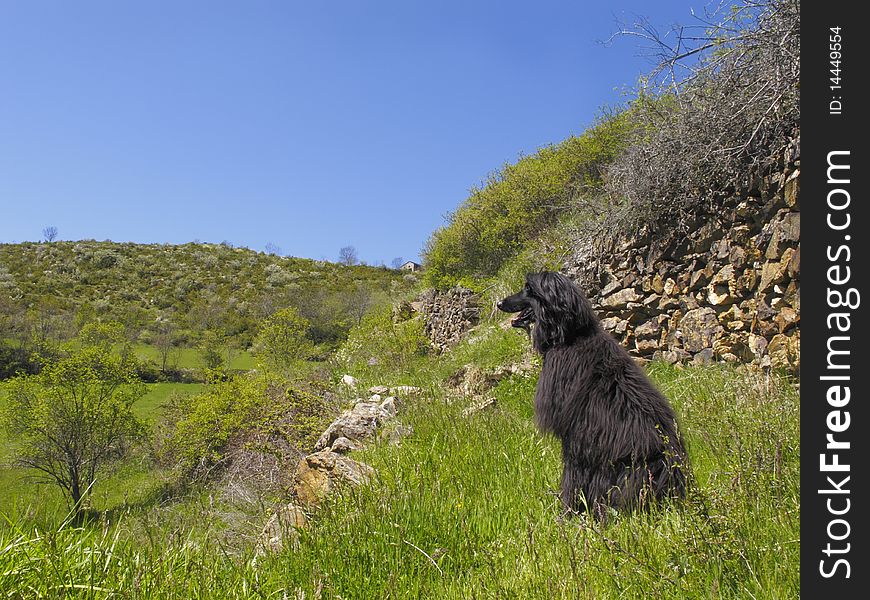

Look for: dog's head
[497,272,597,351]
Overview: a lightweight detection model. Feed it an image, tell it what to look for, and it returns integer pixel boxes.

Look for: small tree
[391,257,404,270]
[154,317,179,374]
[42,226,58,242]
[253,307,314,372]
[2,324,145,512]
[338,245,358,266]
[265,242,281,256]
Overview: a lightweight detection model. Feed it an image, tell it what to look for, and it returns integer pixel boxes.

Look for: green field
[133,344,257,372]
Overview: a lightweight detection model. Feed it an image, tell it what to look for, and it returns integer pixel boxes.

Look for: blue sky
[1,0,705,265]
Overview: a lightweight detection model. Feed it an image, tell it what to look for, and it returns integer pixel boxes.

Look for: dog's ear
[526,272,596,349]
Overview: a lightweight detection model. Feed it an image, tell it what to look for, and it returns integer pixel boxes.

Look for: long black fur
[498,272,687,518]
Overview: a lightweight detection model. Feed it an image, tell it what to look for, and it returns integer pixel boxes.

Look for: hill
[0,240,413,376]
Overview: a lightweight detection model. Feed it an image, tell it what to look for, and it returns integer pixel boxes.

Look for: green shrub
[334,305,429,377]
[422,111,631,289]
[156,371,333,479]
[252,306,315,372]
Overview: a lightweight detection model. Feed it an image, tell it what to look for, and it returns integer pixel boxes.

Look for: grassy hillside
[0,322,799,598]
[0,240,413,377]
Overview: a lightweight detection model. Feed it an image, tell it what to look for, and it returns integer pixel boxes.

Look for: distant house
[400,261,422,272]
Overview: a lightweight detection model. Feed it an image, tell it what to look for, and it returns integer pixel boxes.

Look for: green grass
[133,344,257,371]
[0,325,799,598]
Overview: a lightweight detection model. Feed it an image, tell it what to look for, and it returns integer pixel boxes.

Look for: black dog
[498,272,687,518]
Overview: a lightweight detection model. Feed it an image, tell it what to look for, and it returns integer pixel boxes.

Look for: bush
[156,371,334,480]
[334,305,429,376]
[422,112,632,288]
[252,307,315,372]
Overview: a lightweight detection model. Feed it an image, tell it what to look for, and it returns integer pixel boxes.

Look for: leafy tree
[338,245,358,266]
[153,316,179,374]
[198,330,228,371]
[252,307,314,372]
[2,324,145,511]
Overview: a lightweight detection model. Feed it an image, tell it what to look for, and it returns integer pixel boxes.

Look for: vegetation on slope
[0,240,412,377]
[0,319,799,598]
[422,0,800,289]
[0,2,800,597]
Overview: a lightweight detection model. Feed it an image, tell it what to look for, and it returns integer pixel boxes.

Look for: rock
[380,422,413,446]
[635,338,659,354]
[784,170,800,208]
[462,396,497,417]
[259,503,308,553]
[747,334,768,359]
[787,245,800,278]
[421,287,480,352]
[758,254,792,293]
[659,349,691,364]
[340,374,358,389]
[600,316,628,334]
[680,308,722,353]
[600,287,643,309]
[650,274,665,294]
[775,307,799,332]
[330,436,359,454]
[391,385,423,397]
[294,450,374,506]
[692,348,715,365]
[315,401,394,451]
[768,331,800,372]
[368,385,389,395]
[380,396,398,417]
[600,280,623,297]
[633,319,662,340]
[707,264,738,306]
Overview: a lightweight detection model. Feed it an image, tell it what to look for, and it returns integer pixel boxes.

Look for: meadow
[0,325,800,598]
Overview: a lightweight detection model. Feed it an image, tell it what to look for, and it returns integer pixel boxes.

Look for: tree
[153,316,179,374]
[2,323,145,512]
[252,307,314,372]
[265,242,281,256]
[42,226,58,242]
[391,257,404,270]
[338,245,358,266]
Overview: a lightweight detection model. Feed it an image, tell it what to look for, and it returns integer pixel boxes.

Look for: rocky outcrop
[314,396,399,452]
[565,135,800,373]
[259,503,308,553]
[289,389,415,510]
[294,449,374,506]
[419,287,481,352]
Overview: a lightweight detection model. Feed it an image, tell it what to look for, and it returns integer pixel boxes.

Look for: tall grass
[1,325,799,598]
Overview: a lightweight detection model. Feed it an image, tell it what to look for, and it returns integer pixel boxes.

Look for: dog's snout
[496,300,504,310]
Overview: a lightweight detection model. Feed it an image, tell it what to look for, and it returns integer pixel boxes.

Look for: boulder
[315,400,395,451]
[768,331,800,372]
[259,503,308,553]
[294,450,374,506]
[600,287,643,309]
[680,308,722,353]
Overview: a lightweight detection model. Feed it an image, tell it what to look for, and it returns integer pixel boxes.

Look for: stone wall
[417,287,481,353]
[565,135,800,373]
